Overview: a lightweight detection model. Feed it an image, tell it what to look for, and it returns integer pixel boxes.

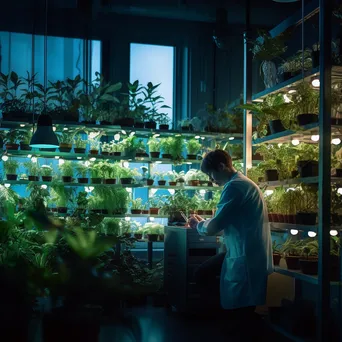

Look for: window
[129,43,175,125]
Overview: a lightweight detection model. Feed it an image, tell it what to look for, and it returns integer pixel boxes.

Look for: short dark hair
[201,149,233,174]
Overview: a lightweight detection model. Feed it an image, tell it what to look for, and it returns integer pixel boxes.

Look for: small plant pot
[20,143,31,151]
[59,144,72,153]
[51,208,57,212]
[297,160,318,178]
[131,209,142,215]
[169,181,177,186]
[91,178,102,184]
[268,213,273,222]
[113,152,121,156]
[269,119,286,135]
[120,178,133,185]
[114,117,135,127]
[5,143,19,150]
[335,169,342,178]
[271,214,279,223]
[288,214,296,224]
[252,153,263,161]
[277,214,285,223]
[158,234,164,242]
[28,176,39,182]
[331,118,342,126]
[144,121,157,129]
[134,233,143,240]
[42,176,52,182]
[100,120,112,125]
[91,209,102,214]
[207,181,213,187]
[142,209,149,214]
[330,255,340,281]
[265,170,278,182]
[104,178,116,184]
[273,253,281,266]
[101,151,109,156]
[149,208,159,215]
[188,180,200,186]
[82,120,96,125]
[299,258,318,275]
[158,180,167,186]
[187,154,197,160]
[297,113,318,126]
[285,256,301,270]
[136,152,149,158]
[291,170,299,178]
[197,210,205,215]
[147,234,159,242]
[62,176,72,183]
[162,153,172,159]
[134,121,144,128]
[150,152,160,158]
[181,126,190,131]
[78,178,89,184]
[6,174,17,181]
[57,207,68,214]
[102,209,109,215]
[89,150,99,155]
[204,210,213,215]
[199,180,207,186]
[74,148,86,154]
[147,179,154,186]
[296,212,317,225]
[159,124,169,130]
[123,232,131,238]
[39,148,56,152]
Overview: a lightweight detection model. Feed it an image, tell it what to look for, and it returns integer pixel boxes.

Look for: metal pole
[318,0,332,340]
[243,0,252,174]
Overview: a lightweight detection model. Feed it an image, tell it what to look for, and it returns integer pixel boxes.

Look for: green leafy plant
[58,161,74,177]
[74,163,88,178]
[131,198,144,210]
[41,165,53,177]
[147,138,161,152]
[3,160,19,174]
[280,238,303,257]
[143,222,163,235]
[288,82,319,116]
[74,135,88,149]
[24,161,40,177]
[186,139,202,155]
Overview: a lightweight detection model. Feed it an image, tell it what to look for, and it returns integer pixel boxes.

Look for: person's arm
[196,184,243,236]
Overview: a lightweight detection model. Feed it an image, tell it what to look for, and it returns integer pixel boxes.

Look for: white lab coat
[197,172,273,310]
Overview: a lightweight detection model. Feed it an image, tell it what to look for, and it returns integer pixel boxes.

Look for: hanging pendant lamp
[30,114,59,148]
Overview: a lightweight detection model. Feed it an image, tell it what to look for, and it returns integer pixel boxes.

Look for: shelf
[55,213,168,219]
[252,66,342,102]
[259,177,342,188]
[270,223,317,233]
[0,121,243,142]
[274,266,319,284]
[253,123,342,145]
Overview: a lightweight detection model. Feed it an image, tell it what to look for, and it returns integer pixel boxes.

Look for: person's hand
[188,214,205,229]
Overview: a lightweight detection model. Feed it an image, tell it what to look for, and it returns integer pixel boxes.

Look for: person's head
[201,149,236,186]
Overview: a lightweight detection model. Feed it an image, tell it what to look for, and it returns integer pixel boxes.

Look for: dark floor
[98,306,291,342]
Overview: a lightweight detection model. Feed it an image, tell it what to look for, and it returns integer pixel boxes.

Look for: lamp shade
[30,114,59,148]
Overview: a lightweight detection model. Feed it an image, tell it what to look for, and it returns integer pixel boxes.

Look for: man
[190,149,273,316]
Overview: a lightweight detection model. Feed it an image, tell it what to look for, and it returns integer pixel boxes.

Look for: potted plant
[75,162,89,183]
[295,187,318,225]
[186,139,202,160]
[281,238,303,270]
[100,162,120,184]
[18,129,33,151]
[155,172,167,186]
[143,222,163,242]
[296,144,319,178]
[119,167,135,185]
[41,165,53,182]
[90,163,102,184]
[131,198,144,214]
[101,142,111,156]
[179,118,192,131]
[249,29,288,89]
[1,129,20,150]
[74,135,88,154]
[147,138,161,158]
[149,196,162,215]
[167,171,178,186]
[4,159,19,180]
[110,141,123,156]
[134,229,144,240]
[272,241,282,266]
[88,132,102,155]
[58,131,75,153]
[24,161,40,181]
[51,184,75,213]
[59,161,74,183]
[159,115,170,130]
[299,240,319,275]
[135,139,149,158]
[197,171,209,186]
[185,169,200,186]
[160,138,173,159]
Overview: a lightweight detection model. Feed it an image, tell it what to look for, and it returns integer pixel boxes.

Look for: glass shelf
[55,213,169,219]
[0,121,243,142]
[258,177,342,188]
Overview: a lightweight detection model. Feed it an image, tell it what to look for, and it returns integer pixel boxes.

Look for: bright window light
[89,186,94,191]
[77,157,82,160]
[149,217,155,221]
[63,127,68,131]
[199,189,206,195]
[201,137,205,140]
[290,229,299,236]
[126,188,133,193]
[151,189,158,195]
[53,127,57,132]
[308,231,317,238]
[27,154,32,158]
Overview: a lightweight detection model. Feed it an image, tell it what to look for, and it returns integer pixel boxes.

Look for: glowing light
[229,137,235,141]
[264,190,274,197]
[31,156,37,163]
[4,183,11,188]
[114,134,120,141]
[130,132,136,137]
[126,188,132,193]
[291,139,300,146]
[311,135,319,142]
[201,137,205,140]
[332,138,341,145]
[168,189,175,195]
[330,230,339,237]
[283,94,291,103]
[63,127,68,131]
[123,161,129,168]
[311,78,320,88]
[77,157,82,160]
[175,134,182,137]
[89,132,100,139]
[41,184,48,189]
[20,124,25,127]
[149,217,155,221]
[338,188,342,195]
[84,187,90,193]
[277,143,283,147]
[308,231,317,238]
[58,159,65,165]
[89,186,94,191]
[121,130,127,135]
[186,162,192,165]
[153,134,160,138]
[155,161,162,164]
[290,229,299,236]
[288,89,297,94]
[125,216,131,221]
[1,155,8,161]
[89,157,96,162]
[52,127,57,132]
[286,187,296,192]
[199,189,206,195]
[55,156,60,160]
[27,154,32,158]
